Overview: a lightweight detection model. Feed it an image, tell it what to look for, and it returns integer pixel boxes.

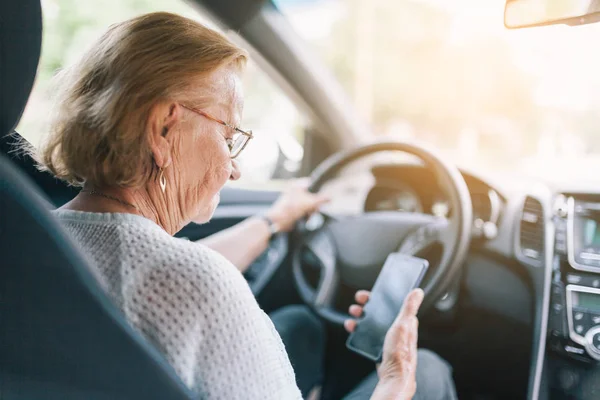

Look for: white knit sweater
[53,210,302,400]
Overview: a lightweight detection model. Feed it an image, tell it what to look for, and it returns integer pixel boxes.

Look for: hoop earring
[159,167,166,194]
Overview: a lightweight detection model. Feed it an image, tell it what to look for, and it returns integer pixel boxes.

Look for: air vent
[519,197,545,261]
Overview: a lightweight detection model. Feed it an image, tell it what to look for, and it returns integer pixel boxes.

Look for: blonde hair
[38,12,247,187]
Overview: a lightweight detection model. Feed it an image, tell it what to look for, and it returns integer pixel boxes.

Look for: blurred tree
[310,0,541,165]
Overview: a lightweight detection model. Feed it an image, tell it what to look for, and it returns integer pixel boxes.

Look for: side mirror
[505,0,600,29]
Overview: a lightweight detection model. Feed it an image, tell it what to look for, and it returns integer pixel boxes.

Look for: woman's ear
[148,102,181,169]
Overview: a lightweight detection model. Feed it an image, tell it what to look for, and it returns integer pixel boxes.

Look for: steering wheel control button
[574,311,585,321]
[305,213,325,232]
[576,325,585,335]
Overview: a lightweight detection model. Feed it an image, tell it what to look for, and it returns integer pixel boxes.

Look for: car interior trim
[489,189,501,225]
[526,187,554,400]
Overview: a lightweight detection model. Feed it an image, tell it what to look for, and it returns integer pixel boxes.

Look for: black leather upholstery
[0,1,193,398]
[0,132,80,206]
[0,0,78,204]
[0,0,42,135]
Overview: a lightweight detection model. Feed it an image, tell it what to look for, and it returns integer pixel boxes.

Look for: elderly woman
[38,12,456,400]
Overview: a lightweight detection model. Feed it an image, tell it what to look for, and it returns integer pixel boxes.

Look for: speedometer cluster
[365,183,423,213]
[365,164,504,240]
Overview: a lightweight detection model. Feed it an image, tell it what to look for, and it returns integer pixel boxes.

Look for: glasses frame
[180,104,253,159]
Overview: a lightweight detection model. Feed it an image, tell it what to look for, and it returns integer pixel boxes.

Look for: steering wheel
[292,141,472,325]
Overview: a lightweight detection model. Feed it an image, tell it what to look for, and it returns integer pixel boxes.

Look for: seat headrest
[0,0,42,136]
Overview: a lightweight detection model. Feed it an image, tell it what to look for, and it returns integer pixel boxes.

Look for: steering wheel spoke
[398,218,450,255]
[303,229,340,308]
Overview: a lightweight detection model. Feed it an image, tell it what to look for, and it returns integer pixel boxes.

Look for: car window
[18,0,309,188]
[275,0,600,182]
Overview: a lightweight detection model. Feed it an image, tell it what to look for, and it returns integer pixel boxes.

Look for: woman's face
[170,66,243,224]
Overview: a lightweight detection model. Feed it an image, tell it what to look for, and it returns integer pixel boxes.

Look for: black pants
[270,305,458,400]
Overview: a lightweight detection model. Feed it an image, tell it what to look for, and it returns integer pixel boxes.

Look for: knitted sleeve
[123,240,301,400]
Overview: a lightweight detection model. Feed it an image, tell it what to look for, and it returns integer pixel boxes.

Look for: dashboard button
[572,309,592,333]
[553,303,564,313]
[566,274,600,288]
[552,284,563,297]
[549,283,568,336]
[564,343,586,356]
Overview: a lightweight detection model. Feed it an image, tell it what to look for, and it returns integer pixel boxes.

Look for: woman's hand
[265,179,329,232]
[344,288,424,400]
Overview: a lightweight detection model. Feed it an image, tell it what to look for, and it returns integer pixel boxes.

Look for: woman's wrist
[370,378,410,400]
[258,214,281,238]
[264,208,289,232]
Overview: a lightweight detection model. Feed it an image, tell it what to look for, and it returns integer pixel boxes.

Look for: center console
[545,195,600,398]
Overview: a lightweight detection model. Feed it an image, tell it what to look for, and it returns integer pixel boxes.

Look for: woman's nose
[229,159,241,181]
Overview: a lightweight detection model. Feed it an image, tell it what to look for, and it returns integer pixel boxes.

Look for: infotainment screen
[577,292,600,311]
[584,219,600,247]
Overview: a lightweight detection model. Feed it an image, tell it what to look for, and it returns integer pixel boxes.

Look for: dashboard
[215,163,600,400]
[537,192,600,399]
[499,186,600,400]
[354,165,600,399]
[363,164,504,241]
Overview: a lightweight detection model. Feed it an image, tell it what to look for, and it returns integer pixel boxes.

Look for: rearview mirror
[505,0,600,29]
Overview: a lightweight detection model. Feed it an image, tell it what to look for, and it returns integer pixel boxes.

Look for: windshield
[276,0,600,182]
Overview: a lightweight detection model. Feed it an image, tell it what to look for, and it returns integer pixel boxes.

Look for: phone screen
[346,253,428,362]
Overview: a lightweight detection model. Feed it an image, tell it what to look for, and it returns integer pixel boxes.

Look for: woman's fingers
[344,289,370,334]
[349,304,363,318]
[344,290,370,334]
[354,290,370,305]
[375,289,423,398]
[344,319,357,333]
[393,288,424,326]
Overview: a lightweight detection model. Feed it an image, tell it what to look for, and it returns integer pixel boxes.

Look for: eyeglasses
[180,104,253,159]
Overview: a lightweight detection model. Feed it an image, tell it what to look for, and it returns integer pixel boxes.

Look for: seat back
[0,156,194,400]
[0,1,194,399]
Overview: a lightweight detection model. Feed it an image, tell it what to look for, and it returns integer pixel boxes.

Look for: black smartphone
[346,253,428,362]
